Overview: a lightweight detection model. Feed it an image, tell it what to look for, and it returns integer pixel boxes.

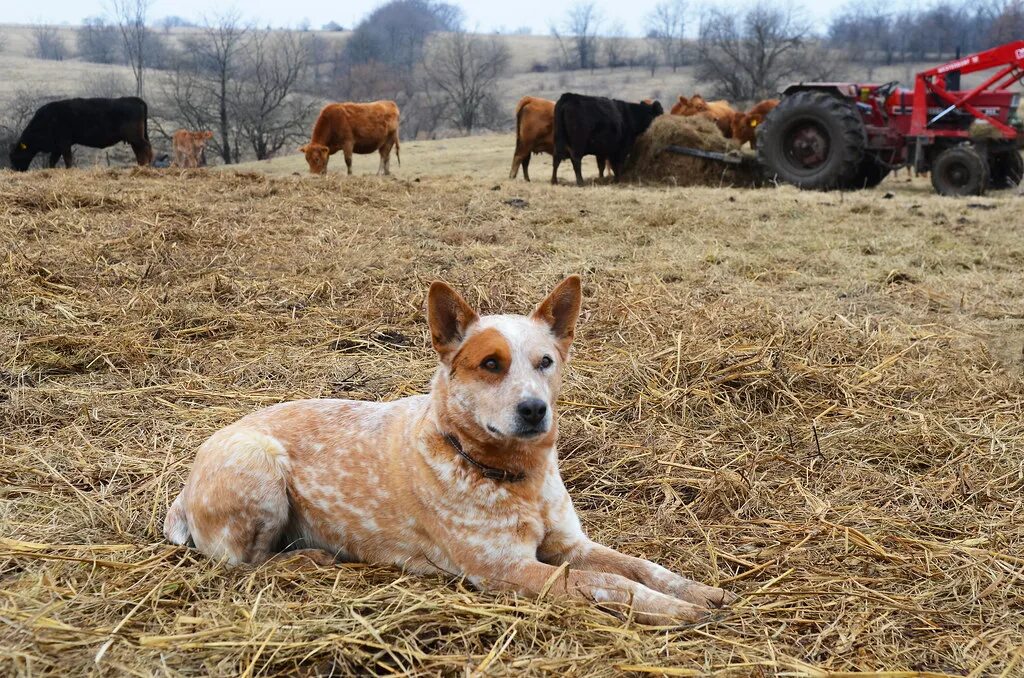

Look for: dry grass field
[2,135,1023,677]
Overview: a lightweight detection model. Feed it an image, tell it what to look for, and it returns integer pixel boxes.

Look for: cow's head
[733,113,758,146]
[9,141,33,172]
[299,143,330,174]
[427,276,582,447]
[670,95,707,116]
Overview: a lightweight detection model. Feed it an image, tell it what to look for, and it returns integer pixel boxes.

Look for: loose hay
[626,115,762,187]
[1,167,1023,676]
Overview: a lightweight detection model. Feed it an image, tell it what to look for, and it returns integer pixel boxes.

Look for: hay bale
[625,115,762,187]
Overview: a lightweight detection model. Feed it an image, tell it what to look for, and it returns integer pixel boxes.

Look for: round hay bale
[625,115,762,187]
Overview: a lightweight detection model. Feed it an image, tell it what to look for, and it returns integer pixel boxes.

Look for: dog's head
[427,276,582,444]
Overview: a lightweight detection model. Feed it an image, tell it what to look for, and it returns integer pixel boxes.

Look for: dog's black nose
[517,398,547,426]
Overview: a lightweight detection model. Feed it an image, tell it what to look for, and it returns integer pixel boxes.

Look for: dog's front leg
[554,540,735,609]
[467,559,709,625]
[538,479,735,609]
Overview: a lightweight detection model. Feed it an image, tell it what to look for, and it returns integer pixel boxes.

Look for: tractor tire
[845,156,890,189]
[989,150,1023,189]
[931,145,989,196]
[757,90,866,191]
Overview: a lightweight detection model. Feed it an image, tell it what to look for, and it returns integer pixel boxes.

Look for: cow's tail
[395,130,400,166]
[515,97,529,141]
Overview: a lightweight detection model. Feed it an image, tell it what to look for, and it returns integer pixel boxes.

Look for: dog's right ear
[427,281,478,360]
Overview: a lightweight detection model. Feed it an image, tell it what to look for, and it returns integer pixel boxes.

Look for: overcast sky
[10,0,849,37]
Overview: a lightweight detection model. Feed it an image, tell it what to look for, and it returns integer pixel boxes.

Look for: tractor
[757,41,1024,196]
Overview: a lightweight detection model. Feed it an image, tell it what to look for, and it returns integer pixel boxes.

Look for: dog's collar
[443,433,526,483]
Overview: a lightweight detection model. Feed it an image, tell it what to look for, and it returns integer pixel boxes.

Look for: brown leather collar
[443,433,526,483]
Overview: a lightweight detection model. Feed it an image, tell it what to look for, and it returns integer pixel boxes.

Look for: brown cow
[172,130,213,168]
[731,99,779,149]
[300,100,400,175]
[509,95,613,182]
[670,94,739,138]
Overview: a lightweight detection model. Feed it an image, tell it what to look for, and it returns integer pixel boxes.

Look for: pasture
[1,139,1023,675]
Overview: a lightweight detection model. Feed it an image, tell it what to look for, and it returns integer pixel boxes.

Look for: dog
[164,276,734,624]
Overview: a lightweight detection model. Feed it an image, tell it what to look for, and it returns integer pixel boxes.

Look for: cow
[731,99,779,149]
[8,97,153,171]
[300,100,400,175]
[551,93,664,187]
[670,94,739,138]
[509,96,607,182]
[172,129,213,168]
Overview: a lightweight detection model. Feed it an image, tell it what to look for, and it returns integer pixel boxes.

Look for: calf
[9,97,153,171]
[300,100,400,175]
[731,99,779,149]
[509,96,607,182]
[551,94,664,187]
[172,129,213,168]
[670,95,739,138]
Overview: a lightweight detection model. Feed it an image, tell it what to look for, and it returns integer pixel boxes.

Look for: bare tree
[602,22,634,69]
[343,0,462,74]
[179,12,249,164]
[32,25,68,61]
[696,3,821,102]
[78,17,120,64]
[232,31,317,160]
[551,1,602,70]
[647,0,687,71]
[425,30,511,133]
[111,0,153,95]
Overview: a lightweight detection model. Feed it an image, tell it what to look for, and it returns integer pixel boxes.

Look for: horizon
[7,0,849,38]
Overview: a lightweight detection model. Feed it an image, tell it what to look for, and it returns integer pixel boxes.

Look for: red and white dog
[164,276,734,624]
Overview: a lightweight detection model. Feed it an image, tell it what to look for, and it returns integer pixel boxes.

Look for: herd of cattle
[6,92,778,185]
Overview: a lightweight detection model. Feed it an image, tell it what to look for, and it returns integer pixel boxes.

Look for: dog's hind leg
[181,429,293,565]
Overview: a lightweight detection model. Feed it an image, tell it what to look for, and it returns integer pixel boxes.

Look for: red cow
[300,100,400,175]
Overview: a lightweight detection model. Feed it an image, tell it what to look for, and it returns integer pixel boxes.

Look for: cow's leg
[551,151,562,185]
[521,153,531,182]
[596,155,607,179]
[343,142,355,175]
[62,148,73,168]
[378,141,393,176]
[48,152,61,168]
[570,153,585,187]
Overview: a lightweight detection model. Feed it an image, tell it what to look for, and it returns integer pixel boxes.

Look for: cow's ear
[298,145,308,153]
[427,281,478,361]
[531,275,582,356]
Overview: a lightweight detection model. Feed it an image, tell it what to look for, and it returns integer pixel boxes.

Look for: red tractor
[757,41,1024,195]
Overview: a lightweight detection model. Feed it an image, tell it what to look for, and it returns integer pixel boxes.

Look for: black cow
[552,93,664,186]
[9,97,153,171]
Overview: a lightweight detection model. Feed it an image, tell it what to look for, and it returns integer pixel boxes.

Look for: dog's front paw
[670,580,737,608]
[632,594,712,626]
[679,585,737,610]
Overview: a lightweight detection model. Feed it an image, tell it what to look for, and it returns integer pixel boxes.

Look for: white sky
[10,0,849,37]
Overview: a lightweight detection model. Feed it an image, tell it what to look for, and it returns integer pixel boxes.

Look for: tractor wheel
[757,90,866,190]
[989,150,1023,189]
[845,156,890,189]
[931,145,989,196]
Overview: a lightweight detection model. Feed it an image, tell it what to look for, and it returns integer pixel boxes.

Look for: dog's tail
[163,489,191,546]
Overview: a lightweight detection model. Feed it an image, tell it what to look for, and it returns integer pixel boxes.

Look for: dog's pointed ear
[531,275,582,355]
[428,281,478,360]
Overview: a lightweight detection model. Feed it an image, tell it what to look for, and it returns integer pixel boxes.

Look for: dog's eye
[539,355,553,370]
[481,357,501,372]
